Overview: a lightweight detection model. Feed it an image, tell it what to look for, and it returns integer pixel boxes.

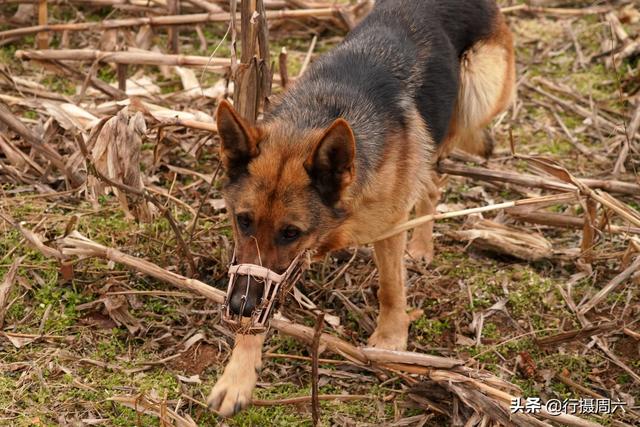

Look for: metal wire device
[222,251,308,333]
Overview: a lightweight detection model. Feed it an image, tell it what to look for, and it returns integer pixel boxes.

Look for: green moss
[413,316,450,345]
[110,407,159,427]
[97,66,117,84]
[22,110,38,120]
[42,75,75,96]
[137,369,180,396]
[0,375,17,407]
[540,139,573,156]
[483,322,500,340]
[94,330,128,361]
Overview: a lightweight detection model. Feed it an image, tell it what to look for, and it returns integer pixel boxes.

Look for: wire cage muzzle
[222,252,307,334]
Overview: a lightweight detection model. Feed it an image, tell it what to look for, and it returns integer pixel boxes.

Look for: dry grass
[1,0,639,426]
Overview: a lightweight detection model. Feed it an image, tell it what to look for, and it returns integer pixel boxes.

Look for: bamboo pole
[437,159,640,196]
[500,4,612,15]
[506,211,640,235]
[0,8,340,40]
[16,48,229,68]
[0,0,290,8]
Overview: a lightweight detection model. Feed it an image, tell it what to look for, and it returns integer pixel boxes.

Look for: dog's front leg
[368,229,410,350]
[208,333,265,417]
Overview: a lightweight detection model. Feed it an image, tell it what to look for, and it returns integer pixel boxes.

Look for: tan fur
[341,106,432,246]
[439,16,516,159]
[207,333,265,417]
[407,171,444,263]
[368,227,411,349]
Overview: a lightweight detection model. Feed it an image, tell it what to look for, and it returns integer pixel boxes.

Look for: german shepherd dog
[208,0,515,416]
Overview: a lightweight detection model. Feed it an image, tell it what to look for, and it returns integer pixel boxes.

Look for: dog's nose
[228,275,264,317]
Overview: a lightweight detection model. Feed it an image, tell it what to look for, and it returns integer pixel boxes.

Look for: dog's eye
[280,226,301,242]
[236,213,252,233]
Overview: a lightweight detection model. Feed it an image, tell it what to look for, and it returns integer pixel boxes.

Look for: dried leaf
[103,295,142,335]
[176,374,201,384]
[0,256,24,327]
[207,198,226,211]
[109,394,197,427]
[516,351,537,379]
[3,332,36,348]
[88,108,154,221]
[115,75,161,97]
[0,135,27,168]
[59,261,74,282]
[175,66,200,91]
[449,219,553,261]
[42,102,100,132]
[182,332,205,351]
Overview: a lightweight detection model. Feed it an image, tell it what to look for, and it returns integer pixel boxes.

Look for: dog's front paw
[207,357,258,417]
[207,334,264,417]
[367,311,410,350]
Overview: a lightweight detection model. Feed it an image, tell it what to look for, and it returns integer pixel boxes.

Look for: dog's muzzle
[222,251,308,334]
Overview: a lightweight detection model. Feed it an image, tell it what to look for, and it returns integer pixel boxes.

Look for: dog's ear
[305,118,356,206]
[216,100,260,178]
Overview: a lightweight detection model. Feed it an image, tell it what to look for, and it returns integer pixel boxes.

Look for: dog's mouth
[222,251,308,334]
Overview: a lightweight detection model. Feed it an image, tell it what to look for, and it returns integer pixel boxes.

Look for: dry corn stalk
[448,219,554,261]
[87,108,154,221]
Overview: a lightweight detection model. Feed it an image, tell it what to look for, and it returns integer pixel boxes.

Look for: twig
[579,255,640,314]
[16,48,229,68]
[167,0,180,54]
[0,255,24,328]
[0,213,64,260]
[523,81,637,140]
[537,321,619,346]
[556,372,603,400]
[49,59,126,99]
[183,0,223,13]
[515,155,640,229]
[499,4,612,16]
[298,34,317,77]
[153,116,217,132]
[0,101,82,186]
[78,121,198,277]
[0,8,341,40]
[506,211,640,235]
[252,394,370,406]
[311,311,324,427]
[36,0,48,49]
[437,159,640,196]
[368,193,576,243]
[581,197,597,264]
[278,46,288,89]
[187,161,222,245]
[361,347,464,369]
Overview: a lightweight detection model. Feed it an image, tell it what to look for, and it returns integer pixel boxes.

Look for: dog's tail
[444,12,516,159]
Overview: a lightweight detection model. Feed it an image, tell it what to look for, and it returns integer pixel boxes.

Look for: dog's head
[216,100,356,317]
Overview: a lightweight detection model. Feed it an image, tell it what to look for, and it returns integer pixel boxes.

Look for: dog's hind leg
[407,171,443,264]
[368,227,410,350]
[208,333,265,417]
[441,14,516,160]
